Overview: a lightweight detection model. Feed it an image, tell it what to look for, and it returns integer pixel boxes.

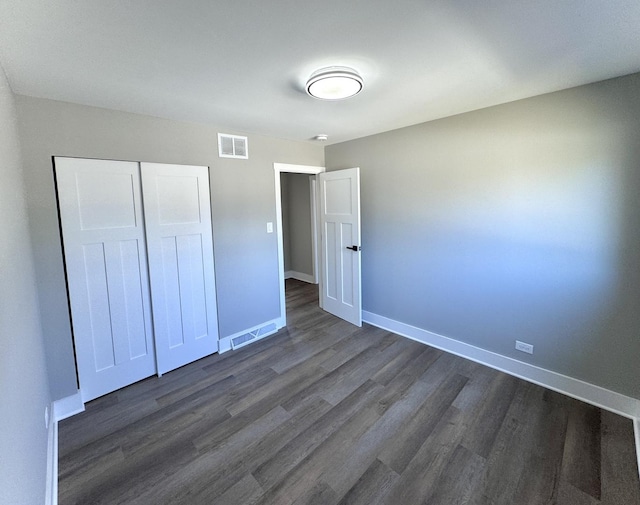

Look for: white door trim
[273,163,325,328]
[310,177,319,286]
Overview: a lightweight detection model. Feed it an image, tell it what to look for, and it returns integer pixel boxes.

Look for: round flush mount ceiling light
[306,66,363,100]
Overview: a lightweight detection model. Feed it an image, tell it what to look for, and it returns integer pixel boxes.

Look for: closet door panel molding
[141,162,219,375]
[54,157,156,402]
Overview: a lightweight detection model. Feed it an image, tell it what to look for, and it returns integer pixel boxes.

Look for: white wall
[15,95,324,401]
[326,72,640,400]
[0,65,51,504]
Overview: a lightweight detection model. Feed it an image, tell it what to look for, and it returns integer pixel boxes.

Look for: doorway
[281,172,318,284]
[274,163,325,327]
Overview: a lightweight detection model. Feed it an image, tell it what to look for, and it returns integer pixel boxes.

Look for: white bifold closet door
[55,157,218,402]
[55,158,157,401]
[140,162,219,375]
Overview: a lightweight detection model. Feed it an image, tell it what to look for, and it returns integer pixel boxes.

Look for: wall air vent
[218,133,249,159]
[230,322,277,350]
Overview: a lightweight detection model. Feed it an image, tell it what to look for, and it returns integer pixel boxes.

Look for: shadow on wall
[583,113,640,396]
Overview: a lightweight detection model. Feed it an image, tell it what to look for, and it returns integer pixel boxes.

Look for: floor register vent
[231,322,278,350]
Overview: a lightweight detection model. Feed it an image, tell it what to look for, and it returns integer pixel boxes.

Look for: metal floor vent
[231,322,277,350]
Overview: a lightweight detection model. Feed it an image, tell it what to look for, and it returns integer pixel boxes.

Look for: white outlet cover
[515,340,534,354]
[266,222,273,233]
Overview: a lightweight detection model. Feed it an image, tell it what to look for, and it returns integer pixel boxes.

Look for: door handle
[346,245,360,251]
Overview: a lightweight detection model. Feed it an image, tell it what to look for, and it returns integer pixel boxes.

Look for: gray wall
[16,96,324,401]
[326,73,640,399]
[281,172,314,277]
[280,173,292,272]
[0,67,51,504]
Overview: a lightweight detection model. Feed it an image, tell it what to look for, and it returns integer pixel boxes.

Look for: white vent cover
[218,133,248,159]
[231,322,277,350]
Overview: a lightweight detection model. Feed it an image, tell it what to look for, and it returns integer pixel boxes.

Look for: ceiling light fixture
[314,134,328,141]
[306,66,363,100]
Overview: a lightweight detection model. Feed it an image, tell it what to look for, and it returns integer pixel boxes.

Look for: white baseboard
[53,391,84,422]
[285,270,315,284]
[363,311,640,420]
[45,408,58,505]
[218,337,232,354]
[634,418,640,481]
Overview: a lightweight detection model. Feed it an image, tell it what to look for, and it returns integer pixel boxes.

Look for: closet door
[140,163,219,374]
[55,157,156,401]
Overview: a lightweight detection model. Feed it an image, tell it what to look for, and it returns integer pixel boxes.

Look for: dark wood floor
[59,279,640,505]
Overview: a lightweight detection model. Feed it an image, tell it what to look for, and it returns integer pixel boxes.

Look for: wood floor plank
[252,379,384,491]
[509,393,568,505]
[380,406,468,505]
[225,346,333,416]
[366,339,421,385]
[451,364,499,411]
[393,344,442,380]
[336,458,399,505]
[213,474,264,505]
[279,337,391,410]
[561,399,602,499]
[319,336,412,405]
[269,331,340,374]
[135,405,291,504]
[319,371,465,498]
[57,279,640,505]
[417,350,466,386]
[459,372,519,459]
[255,401,383,505]
[57,395,158,456]
[238,396,335,476]
[63,430,200,505]
[556,480,602,505]
[378,372,468,474]
[290,481,339,505]
[317,325,392,373]
[600,409,640,505]
[373,371,417,416]
[426,444,487,505]
[57,446,125,504]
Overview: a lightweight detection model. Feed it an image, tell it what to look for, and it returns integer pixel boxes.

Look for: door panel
[141,163,219,375]
[55,157,156,401]
[319,167,362,326]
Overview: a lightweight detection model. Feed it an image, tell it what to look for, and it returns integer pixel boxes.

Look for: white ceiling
[1,0,639,145]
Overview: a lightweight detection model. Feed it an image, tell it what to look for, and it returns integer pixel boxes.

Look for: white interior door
[140,163,219,375]
[319,167,362,326]
[55,157,157,402]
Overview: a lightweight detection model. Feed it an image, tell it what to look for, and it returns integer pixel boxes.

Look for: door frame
[273,163,325,327]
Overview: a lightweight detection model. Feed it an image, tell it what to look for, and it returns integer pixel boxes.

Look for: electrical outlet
[515,340,534,354]
[45,406,50,429]
[266,222,273,233]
